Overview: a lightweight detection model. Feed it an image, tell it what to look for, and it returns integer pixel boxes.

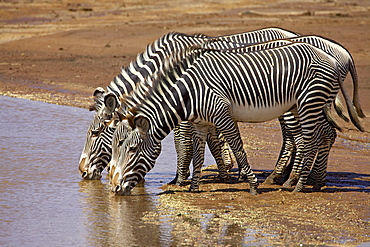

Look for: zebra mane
[92,32,199,113]
[120,40,207,115]
[191,32,210,38]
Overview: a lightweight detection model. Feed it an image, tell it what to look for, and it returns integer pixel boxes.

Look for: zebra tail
[349,59,366,118]
[333,96,349,122]
[338,74,365,132]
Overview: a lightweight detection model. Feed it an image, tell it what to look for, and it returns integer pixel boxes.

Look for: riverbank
[1,1,369,245]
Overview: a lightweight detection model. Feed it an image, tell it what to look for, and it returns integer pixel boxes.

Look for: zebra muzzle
[81,166,102,180]
[113,181,133,196]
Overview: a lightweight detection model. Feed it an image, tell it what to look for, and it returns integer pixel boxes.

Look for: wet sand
[1,0,369,245]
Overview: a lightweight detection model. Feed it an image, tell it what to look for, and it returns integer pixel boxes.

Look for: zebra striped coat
[78,28,300,180]
[108,42,355,195]
[165,36,364,190]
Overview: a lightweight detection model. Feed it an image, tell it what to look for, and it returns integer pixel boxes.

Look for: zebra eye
[118,140,124,146]
[128,146,137,153]
[91,130,100,137]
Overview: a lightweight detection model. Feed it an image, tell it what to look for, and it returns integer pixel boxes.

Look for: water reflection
[79,180,163,246]
[0,96,214,246]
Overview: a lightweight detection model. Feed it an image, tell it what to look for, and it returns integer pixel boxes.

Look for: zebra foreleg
[292,142,319,192]
[306,149,329,191]
[169,124,193,186]
[188,124,208,192]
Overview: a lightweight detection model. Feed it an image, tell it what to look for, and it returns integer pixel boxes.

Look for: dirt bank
[1,0,369,245]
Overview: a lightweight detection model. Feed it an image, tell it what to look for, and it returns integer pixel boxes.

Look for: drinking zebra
[108,42,361,196]
[78,28,300,180]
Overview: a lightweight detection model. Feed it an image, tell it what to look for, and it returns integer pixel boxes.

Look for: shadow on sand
[163,168,370,194]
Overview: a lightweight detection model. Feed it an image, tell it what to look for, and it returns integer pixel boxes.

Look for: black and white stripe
[78,28,299,180]
[109,42,361,195]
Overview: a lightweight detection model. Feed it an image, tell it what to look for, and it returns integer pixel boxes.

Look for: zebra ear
[93,87,105,97]
[104,93,118,113]
[134,116,150,134]
[89,87,105,111]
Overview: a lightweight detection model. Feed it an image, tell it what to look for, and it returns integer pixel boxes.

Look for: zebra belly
[231,102,294,123]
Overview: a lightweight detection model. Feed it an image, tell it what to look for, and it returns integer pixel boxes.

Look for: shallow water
[1,96,369,246]
[0,95,219,246]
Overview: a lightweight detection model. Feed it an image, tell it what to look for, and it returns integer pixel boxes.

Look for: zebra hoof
[312,185,323,192]
[176,181,187,186]
[263,174,278,185]
[189,187,200,192]
[292,185,303,193]
[189,181,200,192]
[219,175,230,183]
[282,179,295,188]
[249,186,259,195]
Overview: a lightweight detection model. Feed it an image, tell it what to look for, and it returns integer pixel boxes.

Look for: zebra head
[109,115,161,195]
[79,88,120,180]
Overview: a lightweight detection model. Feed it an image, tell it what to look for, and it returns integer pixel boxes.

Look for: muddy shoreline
[1,1,369,245]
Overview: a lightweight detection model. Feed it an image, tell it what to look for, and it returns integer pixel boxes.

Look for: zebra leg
[293,108,327,193]
[307,146,329,191]
[206,125,230,183]
[282,113,305,188]
[221,140,234,172]
[307,120,337,191]
[264,115,295,185]
[169,124,193,186]
[189,123,209,192]
[293,135,319,192]
[216,118,258,195]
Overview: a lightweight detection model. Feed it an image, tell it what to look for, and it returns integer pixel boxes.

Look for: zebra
[78,28,301,180]
[108,41,362,196]
[78,87,117,179]
[166,36,365,190]
[261,35,365,188]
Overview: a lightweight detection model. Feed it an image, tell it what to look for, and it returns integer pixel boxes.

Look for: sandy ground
[1,0,369,245]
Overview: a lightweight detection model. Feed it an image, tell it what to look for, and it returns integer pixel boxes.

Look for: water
[1,96,369,246]
[0,96,217,246]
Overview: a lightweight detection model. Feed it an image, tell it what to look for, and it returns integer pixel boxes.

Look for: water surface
[1,96,368,246]
[0,96,216,246]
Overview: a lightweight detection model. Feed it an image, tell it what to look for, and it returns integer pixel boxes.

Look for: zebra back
[80,28,300,179]
[289,35,364,118]
[211,27,300,43]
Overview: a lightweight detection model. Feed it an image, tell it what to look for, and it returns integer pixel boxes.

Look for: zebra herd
[78,27,365,196]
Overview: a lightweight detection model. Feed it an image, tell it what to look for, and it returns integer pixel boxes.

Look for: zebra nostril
[82,171,88,178]
[114,185,122,193]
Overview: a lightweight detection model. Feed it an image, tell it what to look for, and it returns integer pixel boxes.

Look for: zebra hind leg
[280,114,305,189]
[206,126,230,183]
[306,120,336,191]
[218,119,259,195]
